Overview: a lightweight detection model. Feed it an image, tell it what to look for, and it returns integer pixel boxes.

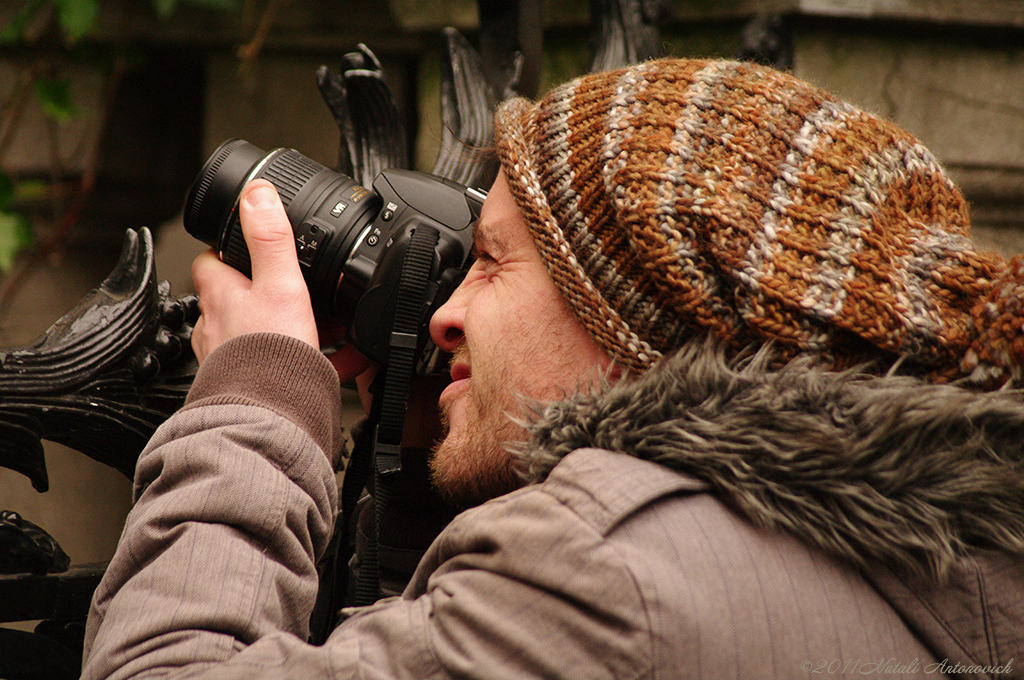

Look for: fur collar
[516,340,1024,582]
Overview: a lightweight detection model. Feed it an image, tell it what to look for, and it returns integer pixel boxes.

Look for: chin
[429,429,524,509]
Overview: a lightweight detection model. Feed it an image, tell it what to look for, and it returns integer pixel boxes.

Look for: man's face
[427,170,612,508]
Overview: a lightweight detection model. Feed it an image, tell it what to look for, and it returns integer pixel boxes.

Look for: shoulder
[447,449,932,677]
[423,448,706,574]
[537,447,708,533]
[399,450,673,680]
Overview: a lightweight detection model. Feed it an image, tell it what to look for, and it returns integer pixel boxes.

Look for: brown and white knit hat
[493,57,1024,387]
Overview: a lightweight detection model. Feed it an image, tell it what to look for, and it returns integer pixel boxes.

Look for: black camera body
[183,139,484,367]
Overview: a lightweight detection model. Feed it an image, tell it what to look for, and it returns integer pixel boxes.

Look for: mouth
[439,360,471,409]
[450,360,470,383]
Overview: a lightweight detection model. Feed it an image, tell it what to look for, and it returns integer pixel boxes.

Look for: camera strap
[373,222,440,472]
[312,224,443,639]
[311,224,442,639]
[356,224,441,607]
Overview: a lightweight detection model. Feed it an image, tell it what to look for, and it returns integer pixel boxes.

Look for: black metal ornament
[317,44,409,190]
[0,227,198,492]
[0,510,70,575]
[589,0,672,73]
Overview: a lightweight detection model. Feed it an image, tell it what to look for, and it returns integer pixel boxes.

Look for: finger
[237,180,302,287]
[191,313,209,364]
[191,248,247,298]
[325,343,375,385]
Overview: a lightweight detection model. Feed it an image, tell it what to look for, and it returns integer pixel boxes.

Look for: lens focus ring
[260,150,327,208]
[221,214,253,277]
[217,148,328,278]
[186,142,237,229]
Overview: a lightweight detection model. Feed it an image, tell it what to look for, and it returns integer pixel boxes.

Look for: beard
[429,343,527,509]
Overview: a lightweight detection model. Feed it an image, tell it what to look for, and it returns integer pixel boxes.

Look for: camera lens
[184,138,482,367]
[183,139,382,320]
[183,139,265,248]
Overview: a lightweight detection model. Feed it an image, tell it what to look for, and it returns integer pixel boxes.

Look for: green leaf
[0,211,34,272]
[34,76,78,122]
[53,0,99,42]
[0,173,13,211]
[183,0,239,11]
[13,179,48,203]
[151,0,179,19]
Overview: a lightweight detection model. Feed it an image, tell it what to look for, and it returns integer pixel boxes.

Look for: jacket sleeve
[81,333,346,680]
[82,334,652,680]
[317,484,654,680]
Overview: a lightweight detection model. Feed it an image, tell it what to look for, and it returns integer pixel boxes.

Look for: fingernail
[245,184,279,210]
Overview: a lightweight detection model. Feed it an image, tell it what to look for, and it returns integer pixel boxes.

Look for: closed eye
[471,244,496,264]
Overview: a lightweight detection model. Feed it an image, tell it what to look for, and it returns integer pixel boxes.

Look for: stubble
[429,343,527,508]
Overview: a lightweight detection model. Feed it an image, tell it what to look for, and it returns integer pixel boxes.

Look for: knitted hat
[493,58,1024,387]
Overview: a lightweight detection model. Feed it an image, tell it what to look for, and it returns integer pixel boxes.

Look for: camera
[183,139,484,368]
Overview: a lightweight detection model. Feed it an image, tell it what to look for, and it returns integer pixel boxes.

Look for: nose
[429,278,469,353]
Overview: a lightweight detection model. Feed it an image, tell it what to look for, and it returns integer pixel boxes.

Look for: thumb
[238,180,301,285]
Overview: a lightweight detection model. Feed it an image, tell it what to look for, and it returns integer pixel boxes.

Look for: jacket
[82,333,1024,679]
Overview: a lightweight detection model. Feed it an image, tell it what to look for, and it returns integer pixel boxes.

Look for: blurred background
[1,0,1022,592]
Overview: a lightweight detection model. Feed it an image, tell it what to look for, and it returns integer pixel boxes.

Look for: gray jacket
[82,333,1024,679]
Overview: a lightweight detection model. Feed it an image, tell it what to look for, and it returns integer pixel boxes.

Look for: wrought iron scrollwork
[316,0,669,193]
[316,32,515,191]
[0,227,198,493]
[590,0,672,73]
[317,44,410,190]
[0,511,69,575]
[738,13,793,70]
[430,27,512,188]
[0,227,198,674]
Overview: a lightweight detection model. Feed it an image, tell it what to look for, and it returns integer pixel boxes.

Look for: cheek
[463,272,607,398]
[514,313,606,398]
[463,281,530,344]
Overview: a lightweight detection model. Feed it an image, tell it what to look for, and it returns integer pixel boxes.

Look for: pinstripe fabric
[83,335,342,680]
[83,424,942,680]
[81,335,1020,678]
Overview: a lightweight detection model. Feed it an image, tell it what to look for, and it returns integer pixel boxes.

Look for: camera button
[296,223,321,266]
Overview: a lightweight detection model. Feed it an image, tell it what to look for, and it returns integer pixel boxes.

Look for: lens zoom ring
[222,216,253,277]
[263,150,326,208]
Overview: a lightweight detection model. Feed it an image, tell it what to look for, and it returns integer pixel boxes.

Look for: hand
[191,180,319,363]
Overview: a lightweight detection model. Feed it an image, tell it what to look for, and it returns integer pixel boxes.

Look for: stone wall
[793,19,1024,249]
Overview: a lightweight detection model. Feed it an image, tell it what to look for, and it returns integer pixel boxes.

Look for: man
[83,58,1023,678]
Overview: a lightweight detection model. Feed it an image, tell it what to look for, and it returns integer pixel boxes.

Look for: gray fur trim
[516,339,1024,582]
